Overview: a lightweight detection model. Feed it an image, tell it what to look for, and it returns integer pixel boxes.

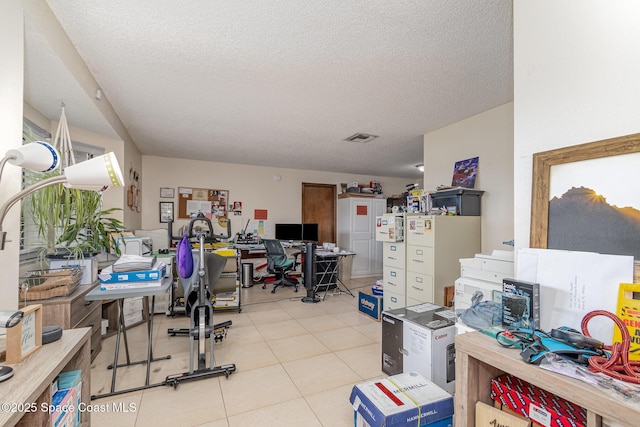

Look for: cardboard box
[491,374,586,427]
[350,372,453,427]
[476,401,530,427]
[358,291,383,321]
[382,303,456,394]
[99,261,167,283]
[493,401,532,426]
[444,285,454,307]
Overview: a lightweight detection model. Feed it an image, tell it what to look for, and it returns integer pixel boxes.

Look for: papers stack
[100,278,164,290]
[111,254,157,272]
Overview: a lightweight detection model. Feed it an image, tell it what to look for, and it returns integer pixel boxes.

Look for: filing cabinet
[405,214,480,306]
[382,242,406,310]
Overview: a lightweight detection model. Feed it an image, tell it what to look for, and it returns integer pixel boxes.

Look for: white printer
[455,250,514,311]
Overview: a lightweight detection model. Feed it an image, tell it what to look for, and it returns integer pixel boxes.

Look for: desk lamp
[0,142,124,249]
[0,142,123,380]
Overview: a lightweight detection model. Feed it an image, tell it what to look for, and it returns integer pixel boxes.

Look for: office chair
[261,239,301,293]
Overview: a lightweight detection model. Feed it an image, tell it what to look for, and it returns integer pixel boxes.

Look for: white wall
[0,1,23,309]
[513,1,640,253]
[423,103,514,253]
[141,155,409,237]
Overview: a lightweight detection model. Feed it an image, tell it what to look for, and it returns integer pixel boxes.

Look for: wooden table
[0,328,90,427]
[455,331,639,427]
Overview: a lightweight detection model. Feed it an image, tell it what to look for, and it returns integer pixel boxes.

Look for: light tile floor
[89,277,383,426]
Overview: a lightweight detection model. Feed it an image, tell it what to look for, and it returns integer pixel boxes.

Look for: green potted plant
[29,179,123,257]
[26,169,123,284]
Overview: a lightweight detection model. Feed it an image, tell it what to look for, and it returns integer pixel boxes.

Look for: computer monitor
[302,223,319,242]
[275,223,303,241]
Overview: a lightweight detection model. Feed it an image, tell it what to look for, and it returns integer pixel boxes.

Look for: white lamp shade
[6,141,60,172]
[63,152,124,187]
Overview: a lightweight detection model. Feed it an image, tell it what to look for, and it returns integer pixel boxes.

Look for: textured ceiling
[25,0,513,179]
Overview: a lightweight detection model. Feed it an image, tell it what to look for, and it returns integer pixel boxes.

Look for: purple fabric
[177,234,193,278]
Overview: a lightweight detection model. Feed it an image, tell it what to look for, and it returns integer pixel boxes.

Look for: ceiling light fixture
[344,133,378,143]
[416,164,424,172]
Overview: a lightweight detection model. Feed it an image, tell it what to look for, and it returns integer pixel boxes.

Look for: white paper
[186,200,211,216]
[516,248,633,341]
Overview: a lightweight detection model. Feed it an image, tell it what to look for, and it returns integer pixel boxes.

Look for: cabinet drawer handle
[84,301,93,306]
[411,286,424,291]
[412,259,423,263]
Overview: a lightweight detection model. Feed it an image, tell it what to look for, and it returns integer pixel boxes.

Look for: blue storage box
[358,291,383,321]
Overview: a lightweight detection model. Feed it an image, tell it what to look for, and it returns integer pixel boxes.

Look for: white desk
[86,277,172,399]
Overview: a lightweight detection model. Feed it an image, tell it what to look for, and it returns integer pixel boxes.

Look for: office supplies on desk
[99,261,167,283]
[235,219,260,244]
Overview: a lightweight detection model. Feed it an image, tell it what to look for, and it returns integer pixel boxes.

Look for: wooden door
[302,183,336,244]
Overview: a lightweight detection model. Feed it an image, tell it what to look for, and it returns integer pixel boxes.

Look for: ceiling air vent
[344,133,378,143]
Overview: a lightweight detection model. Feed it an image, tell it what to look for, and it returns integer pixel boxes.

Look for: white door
[350,198,375,276]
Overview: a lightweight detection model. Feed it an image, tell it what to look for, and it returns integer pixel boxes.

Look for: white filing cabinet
[405,214,480,306]
[337,194,386,277]
[382,242,406,310]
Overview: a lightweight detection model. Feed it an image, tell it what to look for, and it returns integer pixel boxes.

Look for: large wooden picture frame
[6,304,43,364]
[530,133,640,279]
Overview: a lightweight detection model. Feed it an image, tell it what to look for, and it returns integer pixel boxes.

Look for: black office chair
[261,239,301,293]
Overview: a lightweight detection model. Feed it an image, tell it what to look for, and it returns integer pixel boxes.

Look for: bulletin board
[178,187,229,220]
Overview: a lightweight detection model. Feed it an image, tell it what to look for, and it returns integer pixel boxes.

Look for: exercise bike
[165,214,236,387]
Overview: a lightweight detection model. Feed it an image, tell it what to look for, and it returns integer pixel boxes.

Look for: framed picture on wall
[159,202,174,223]
[530,132,640,281]
[160,187,174,198]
